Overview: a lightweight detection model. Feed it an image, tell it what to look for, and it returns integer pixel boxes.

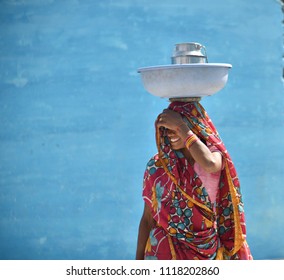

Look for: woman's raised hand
[156,109,188,134]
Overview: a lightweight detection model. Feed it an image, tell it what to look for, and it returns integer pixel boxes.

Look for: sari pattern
[142,101,252,260]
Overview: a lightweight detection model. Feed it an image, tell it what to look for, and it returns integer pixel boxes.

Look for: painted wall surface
[0,0,283,260]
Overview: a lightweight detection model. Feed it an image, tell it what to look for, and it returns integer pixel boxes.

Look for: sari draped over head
[142,101,252,260]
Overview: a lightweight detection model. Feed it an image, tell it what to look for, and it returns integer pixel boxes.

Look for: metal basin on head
[138,63,232,98]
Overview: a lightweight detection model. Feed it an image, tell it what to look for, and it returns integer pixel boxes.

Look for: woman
[136,101,252,260]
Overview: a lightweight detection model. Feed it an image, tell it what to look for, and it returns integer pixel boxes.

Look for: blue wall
[0,0,283,260]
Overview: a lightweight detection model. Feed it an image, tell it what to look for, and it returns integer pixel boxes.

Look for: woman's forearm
[187,138,222,173]
[179,125,223,173]
[136,217,151,260]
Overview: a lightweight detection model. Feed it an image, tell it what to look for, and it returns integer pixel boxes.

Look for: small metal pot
[171,42,208,64]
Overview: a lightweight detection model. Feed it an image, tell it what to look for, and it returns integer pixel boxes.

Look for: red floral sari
[142,101,252,260]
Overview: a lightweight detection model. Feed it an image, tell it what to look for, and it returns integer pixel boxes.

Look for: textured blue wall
[0,0,283,260]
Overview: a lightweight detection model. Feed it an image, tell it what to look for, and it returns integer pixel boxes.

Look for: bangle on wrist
[184,132,198,149]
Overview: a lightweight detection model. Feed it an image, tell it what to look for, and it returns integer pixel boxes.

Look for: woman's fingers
[156,110,184,130]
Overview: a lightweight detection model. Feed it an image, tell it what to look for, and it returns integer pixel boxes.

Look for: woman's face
[166,129,185,150]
